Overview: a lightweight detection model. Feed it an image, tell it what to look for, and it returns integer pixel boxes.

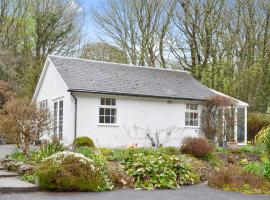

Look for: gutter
[67,89,206,102]
[70,92,77,140]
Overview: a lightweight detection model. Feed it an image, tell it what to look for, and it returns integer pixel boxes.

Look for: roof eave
[67,89,207,102]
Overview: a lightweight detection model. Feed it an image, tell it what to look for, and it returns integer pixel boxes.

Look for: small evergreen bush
[181,137,214,158]
[73,136,95,148]
[36,151,113,191]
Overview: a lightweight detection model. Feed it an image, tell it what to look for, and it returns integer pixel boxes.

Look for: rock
[2,159,24,172]
[18,164,34,175]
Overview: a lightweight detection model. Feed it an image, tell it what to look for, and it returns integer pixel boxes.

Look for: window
[53,102,58,134]
[99,98,117,124]
[53,100,64,139]
[39,100,48,110]
[185,104,199,126]
[58,100,64,140]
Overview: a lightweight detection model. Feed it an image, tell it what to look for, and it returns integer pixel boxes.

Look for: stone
[18,164,34,175]
[0,170,18,178]
[0,177,39,193]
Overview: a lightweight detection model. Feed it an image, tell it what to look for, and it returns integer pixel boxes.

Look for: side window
[185,104,199,126]
[39,100,48,110]
[53,102,58,134]
[53,100,64,140]
[99,98,117,124]
[58,100,64,140]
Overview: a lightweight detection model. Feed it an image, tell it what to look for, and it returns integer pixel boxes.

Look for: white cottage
[32,55,248,147]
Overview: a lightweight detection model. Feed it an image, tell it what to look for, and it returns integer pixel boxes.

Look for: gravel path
[0,184,269,200]
[0,145,15,159]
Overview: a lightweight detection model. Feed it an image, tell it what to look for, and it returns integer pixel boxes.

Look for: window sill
[97,123,119,127]
[184,126,200,129]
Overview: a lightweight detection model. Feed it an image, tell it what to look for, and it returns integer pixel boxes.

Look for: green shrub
[123,152,199,190]
[255,126,270,155]
[10,150,27,162]
[181,137,214,158]
[36,151,113,191]
[248,113,270,141]
[73,136,95,148]
[75,147,115,189]
[99,148,113,157]
[21,174,36,184]
[239,144,265,155]
[76,146,95,157]
[35,141,66,162]
[245,161,270,181]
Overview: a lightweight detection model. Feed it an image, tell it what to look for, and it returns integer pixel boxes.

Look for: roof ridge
[48,54,189,74]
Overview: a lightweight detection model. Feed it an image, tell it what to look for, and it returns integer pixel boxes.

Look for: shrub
[239,144,265,155]
[76,146,95,157]
[181,137,214,158]
[255,125,270,155]
[248,113,270,141]
[73,136,95,148]
[36,151,113,191]
[245,161,270,181]
[35,141,66,162]
[75,147,115,189]
[10,150,27,162]
[208,166,270,194]
[123,152,199,190]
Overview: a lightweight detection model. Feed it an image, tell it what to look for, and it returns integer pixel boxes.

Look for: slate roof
[49,55,217,101]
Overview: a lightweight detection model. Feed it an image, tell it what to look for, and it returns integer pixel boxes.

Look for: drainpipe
[71,92,77,140]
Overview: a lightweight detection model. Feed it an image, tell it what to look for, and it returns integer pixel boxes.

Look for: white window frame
[185,104,199,127]
[39,100,48,110]
[53,98,64,140]
[98,98,117,125]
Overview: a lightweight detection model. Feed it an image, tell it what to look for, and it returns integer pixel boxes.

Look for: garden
[1,134,270,194]
[0,93,270,194]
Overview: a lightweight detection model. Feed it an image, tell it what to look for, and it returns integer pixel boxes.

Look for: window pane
[105,116,110,123]
[190,119,194,126]
[105,108,110,115]
[53,102,58,134]
[186,104,190,109]
[112,99,116,106]
[185,112,189,119]
[194,120,198,126]
[111,108,116,115]
[101,98,105,105]
[194,113,198,119]
[237,107,245,143]
[99,108,104,115]
[185,119,189,126]
[111,116,116,124]
[106,98,111,105]
[59,101,64,140]
[99,116,104,123]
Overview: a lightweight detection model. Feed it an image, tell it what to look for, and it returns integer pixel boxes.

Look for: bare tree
[0,98,51,155]
[92,0,176,67]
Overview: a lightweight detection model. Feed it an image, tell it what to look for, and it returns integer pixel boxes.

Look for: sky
[75,0,103,42]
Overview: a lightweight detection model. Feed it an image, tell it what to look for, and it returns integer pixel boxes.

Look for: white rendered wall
[74,93,202,147]
[35,61,74,143]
